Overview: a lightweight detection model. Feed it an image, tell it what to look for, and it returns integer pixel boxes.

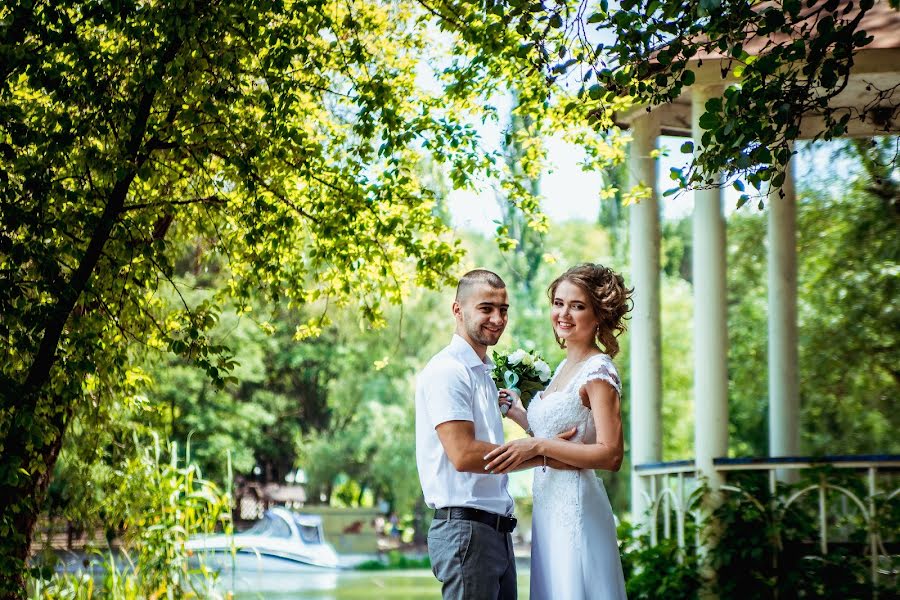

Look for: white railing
[634,455,900,590]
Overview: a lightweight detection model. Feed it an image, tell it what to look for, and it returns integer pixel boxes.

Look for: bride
[485,263,631,600]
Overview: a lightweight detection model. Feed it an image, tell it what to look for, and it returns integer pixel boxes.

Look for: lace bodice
[527,354,621,441]
[528,354,622,546]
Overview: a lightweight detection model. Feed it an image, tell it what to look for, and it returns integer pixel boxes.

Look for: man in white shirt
[414,269,521,599]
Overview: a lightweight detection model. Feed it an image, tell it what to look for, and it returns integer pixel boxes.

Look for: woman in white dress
[485,263,631,600]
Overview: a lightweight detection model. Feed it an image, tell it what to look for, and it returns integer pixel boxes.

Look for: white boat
[185,507,341,571]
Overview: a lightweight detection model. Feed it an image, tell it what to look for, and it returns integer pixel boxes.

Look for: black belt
[434,507,517,533]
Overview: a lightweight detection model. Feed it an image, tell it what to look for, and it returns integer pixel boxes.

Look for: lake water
[50,551,531,598]
[227,568,531,599]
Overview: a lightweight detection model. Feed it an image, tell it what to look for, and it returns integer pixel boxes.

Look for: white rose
[534,360,551,382]
[521,353,534,367]
[507,349,527,365]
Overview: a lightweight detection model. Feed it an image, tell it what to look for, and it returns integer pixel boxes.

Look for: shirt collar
[449,334,495,371]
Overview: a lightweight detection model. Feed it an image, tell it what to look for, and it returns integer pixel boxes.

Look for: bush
[708,469,897,599]
[619,520,701,599]
[621,468,897,599]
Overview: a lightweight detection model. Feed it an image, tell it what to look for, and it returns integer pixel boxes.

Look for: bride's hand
[498,388,526,425]
[483,437,541,474]
[483,427,577,474]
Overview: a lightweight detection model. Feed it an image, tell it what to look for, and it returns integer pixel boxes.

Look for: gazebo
[615,0,900,550]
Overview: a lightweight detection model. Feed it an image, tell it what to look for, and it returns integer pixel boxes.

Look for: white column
[691,86,729,491]
[767,161,799,477]
[628,113,662,523]
[692,85,729,600]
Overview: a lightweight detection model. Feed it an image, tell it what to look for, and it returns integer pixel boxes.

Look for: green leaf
[771,171,785,188]
[698,111,718,130]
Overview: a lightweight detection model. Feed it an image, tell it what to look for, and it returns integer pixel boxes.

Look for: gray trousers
[427,515,517,600]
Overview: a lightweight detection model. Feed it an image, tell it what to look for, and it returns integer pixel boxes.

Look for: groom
[415,269,518,599]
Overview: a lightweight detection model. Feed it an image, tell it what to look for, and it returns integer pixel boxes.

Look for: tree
[793,139,898,453]
[0,1,550,593]
[725,138,899,456]
[4,0,895,593]
[547,0,898,200]
[295,288,452,511]
[496,87,549,300]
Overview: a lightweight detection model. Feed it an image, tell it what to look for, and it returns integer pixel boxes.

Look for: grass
[355,550,431,570]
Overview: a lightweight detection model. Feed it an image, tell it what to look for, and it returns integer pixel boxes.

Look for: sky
[447,132,711,237]
[444,130,860,237]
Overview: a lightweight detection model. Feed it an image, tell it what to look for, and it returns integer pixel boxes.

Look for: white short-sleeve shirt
[415,335,514,516]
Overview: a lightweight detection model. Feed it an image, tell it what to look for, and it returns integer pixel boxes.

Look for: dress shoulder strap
[574,354,621,397]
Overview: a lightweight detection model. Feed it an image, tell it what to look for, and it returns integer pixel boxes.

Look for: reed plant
[29,433,234,599]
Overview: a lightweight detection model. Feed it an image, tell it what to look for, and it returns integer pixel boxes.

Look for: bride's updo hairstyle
[547,263,634,357]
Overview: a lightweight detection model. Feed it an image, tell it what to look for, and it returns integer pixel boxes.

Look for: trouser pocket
[427,518,473,584]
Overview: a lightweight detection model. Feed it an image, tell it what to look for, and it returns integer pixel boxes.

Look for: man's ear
[452,300,461,319]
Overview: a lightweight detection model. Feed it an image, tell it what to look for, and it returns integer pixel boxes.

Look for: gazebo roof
[693,0,900,59]
[615,0,900,138]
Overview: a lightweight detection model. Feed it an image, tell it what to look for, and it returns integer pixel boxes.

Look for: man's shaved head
[455,269,506,302]
[452,269,508,355]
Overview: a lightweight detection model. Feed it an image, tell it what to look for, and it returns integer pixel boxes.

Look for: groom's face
[453,283,509,351]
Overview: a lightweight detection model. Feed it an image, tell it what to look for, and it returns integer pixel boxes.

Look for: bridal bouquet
[491,348,552,409]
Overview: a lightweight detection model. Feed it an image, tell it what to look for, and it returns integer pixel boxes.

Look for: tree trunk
[0,173,134,596]
[0,34,183,592]
[0,401,73,599]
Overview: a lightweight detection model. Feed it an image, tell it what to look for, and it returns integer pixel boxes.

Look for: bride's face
[551,280,597,347]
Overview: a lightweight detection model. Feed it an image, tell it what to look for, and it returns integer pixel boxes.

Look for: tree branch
[20,36,185,402]
[122,195,227,212]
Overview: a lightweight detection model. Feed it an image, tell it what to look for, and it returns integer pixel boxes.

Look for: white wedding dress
[527,354,628,600]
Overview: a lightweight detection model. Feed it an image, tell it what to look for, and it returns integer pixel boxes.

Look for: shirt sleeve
[421,361,474,428]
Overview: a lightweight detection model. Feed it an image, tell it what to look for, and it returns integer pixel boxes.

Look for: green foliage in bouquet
[491,349,552,408]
